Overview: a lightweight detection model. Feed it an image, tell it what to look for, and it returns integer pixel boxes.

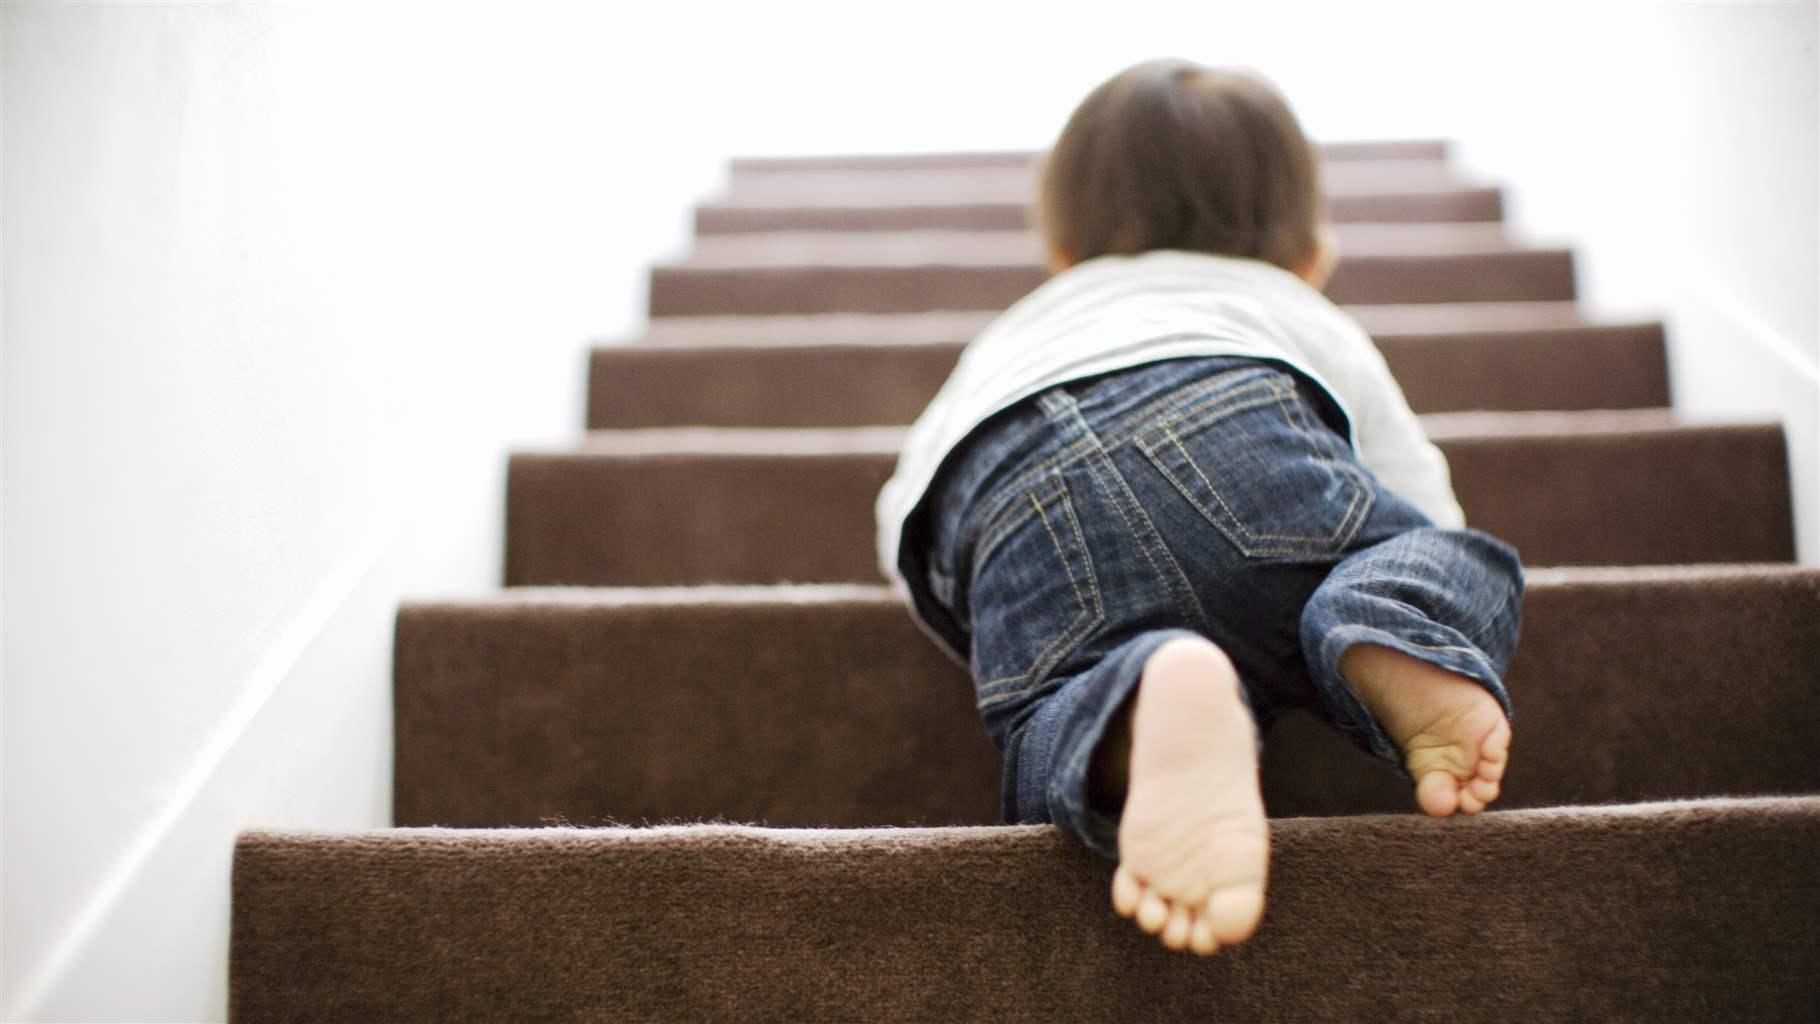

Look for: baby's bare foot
[1340,643,1511,817]
[1109,637,1268,957]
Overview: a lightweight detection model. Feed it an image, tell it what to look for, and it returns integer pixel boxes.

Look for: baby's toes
[1468,775,1500,805]
[1161,902,1193,950]
[1189,908,1219,956]
[1136,888,1169,933]
[1111,865,1143,918]
[1482,725,1511,781]
[1416,770,1461,817]
[1458,787,1485,814]
[1206,885,1267,945]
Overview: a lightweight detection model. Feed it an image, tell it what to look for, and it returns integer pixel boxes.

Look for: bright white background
[2,1,1815,1019]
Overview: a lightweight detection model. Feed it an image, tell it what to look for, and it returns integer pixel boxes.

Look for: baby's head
[1034,58,1335,286]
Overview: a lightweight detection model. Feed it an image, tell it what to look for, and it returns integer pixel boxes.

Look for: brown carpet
[648,248,1578,315]
[503,413,1793,586]
[590,315,1669,428]
[233,797,1820,1022]
[697,183,1508,232]
[392,565,1820,830]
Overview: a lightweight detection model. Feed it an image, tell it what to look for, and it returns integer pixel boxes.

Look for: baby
[875,58,1524,957]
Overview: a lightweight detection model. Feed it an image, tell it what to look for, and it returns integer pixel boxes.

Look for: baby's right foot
[1339,643,1511,817]
[1110,636,1269,957]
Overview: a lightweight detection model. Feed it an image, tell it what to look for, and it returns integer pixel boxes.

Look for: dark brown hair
[1033,59,1325,275]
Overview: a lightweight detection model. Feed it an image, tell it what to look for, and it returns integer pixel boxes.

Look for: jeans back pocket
[1134,371,1374,561]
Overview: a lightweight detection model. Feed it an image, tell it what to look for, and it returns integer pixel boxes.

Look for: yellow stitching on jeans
[1161,421,1262,543]
[976,484,1100,703]
[979,673,1063,709]
[1074,418,1205,628]
[1274,388,1324,463]
[1113,374,1280,442]
[974,498,1038,575]
[1019,484,1098,682]
[1269,384,1372,546]
[1153,398,1368,551]
[1057,470,1105,626]
[1156,421,1345,551]
[1334,474,1368,544]
[1034,489,1088,612]
[961,372,1283,546]
[1267,390,1367,546]
[1142,378,1289,445]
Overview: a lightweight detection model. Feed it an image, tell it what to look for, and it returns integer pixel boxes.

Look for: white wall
[1441,2,1818,562]
[2,4,723,1019]
[3,2,1813,1020]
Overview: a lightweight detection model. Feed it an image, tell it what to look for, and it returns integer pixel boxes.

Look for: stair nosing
[505,409,1785,458]
[239,793,1820,846]
[399,563,1820,610]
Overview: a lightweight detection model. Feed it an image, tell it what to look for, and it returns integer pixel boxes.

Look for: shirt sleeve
[1343,330,1468,529]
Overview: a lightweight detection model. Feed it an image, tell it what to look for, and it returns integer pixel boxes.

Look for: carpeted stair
[231,142,1818,1021]
[386,564,1820,831]
[502,412,1792,585]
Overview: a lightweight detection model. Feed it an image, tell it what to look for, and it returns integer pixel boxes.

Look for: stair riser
[588,323,1671,428]
[647,250,1576,315]
[699,189,1505,232]
[394,571,1820,829]
[1443,425,1794,566]
[727,140,1452,173]
[504,425,1793,586]
[234,801,1820,1022]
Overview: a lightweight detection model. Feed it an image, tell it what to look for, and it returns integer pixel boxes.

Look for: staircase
[230,142,1819,1021]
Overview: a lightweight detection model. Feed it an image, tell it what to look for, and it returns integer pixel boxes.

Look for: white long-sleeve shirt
[875,247,1464,667]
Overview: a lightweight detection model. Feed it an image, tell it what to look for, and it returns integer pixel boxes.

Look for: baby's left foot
[1339,644,1510,817]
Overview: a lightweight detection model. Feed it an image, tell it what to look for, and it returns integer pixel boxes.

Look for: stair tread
[659,240,1559,269]
[650,250,1577,313]
[423,562,1820,608]
[526,409,1736,457]
[394,566,1820,828]
[725,139,1451,173]
[698,187,1507,230]
[233,795,1820,1022]
[507,413,1795,580]
[629,303,1606,347]
[681,224,1520,266]
[595,318,1672,426]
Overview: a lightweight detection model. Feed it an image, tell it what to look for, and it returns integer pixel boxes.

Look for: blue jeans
[913,356,1524,861]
